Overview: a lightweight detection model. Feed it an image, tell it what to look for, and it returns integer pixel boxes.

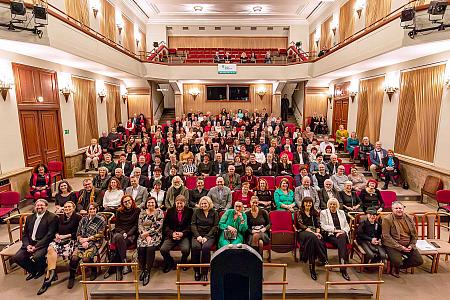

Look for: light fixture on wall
[355,0,366,19]
[117,23,123,35]
[193,5,203,12]
[189,88,200,100]
[121,93,128,104]
[327,93,333,104]
[384,86,398,101]
[37,96,44,103]
[331,17,338,36]
[256,86,266,100]
[98,89,107,103]
[91,0,100,18]
[349,91,358,102]
[253,6,262,13]
[60,86,73,103]
[0,80,12,101]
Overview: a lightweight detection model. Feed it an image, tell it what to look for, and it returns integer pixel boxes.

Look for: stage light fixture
[33,5,48,25]
[428,1,447,15]
[10,0,26,16]
[400,7,415,29]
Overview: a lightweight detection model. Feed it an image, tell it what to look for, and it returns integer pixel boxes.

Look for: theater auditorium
[0,0,450,299]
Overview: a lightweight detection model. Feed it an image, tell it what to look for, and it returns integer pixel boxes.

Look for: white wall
[289,24,309,51]
[147,24,167,46]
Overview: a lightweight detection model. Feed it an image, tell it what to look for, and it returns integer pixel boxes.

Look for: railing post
[177,265,181,300]
[282,265,287,300]
[81,263,88,300]
[134,264,139,300]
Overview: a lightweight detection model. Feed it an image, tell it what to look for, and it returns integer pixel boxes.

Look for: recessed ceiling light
[253,6,262,12]
[193,5,203,12]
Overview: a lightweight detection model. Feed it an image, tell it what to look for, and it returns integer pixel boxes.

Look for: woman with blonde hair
[191,196,219,282]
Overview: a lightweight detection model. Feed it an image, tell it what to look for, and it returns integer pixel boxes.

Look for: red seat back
[292,164,301,175]
[48,161,63,172]
[204,176,217,190]
[380,190,397,210]
[0,191,20,207]
[436,190,450,205]
[341,163,353,175]
[353,146,360,159]
[276,176,294,190]
[257,176,276,190]
[185,176,197,190]
[269,210,293,232]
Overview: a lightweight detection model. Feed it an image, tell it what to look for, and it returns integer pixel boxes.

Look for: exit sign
[64,129,70,135]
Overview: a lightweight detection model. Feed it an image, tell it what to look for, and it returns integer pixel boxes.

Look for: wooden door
[332,99,349,133]
[19,111,44,166]
[40,111,63,163]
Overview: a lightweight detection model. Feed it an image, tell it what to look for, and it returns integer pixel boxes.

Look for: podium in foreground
[210,244,263,300]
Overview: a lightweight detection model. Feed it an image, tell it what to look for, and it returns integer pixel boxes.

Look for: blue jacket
[370,149,388,166]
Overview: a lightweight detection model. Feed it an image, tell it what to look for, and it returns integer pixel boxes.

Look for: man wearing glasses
[76,178,101,214]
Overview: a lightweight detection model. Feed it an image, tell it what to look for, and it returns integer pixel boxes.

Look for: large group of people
[19,108,418,295]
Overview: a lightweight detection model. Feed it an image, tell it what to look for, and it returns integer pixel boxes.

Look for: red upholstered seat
[276,176,294,190]
[185,176,197,190]
[48,161,64,186]
[380,190,397,210]
[341,163,353,175]
[292,164,301,175]
[437,190,450,212]
[204,176,217,190]
[269,211,296,260]
[257,176,276,190]
[0,191,20,218]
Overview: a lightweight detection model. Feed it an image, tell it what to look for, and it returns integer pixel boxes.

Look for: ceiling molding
[147,17,308,26]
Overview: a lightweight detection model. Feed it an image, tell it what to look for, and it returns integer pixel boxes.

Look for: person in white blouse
[103,177,124,212]
[149,180,166,208]
[320,198,351,281]
[254,145,266,164]
[319,135,335,154]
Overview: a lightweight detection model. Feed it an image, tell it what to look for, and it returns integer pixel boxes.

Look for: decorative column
[272,93,281,117]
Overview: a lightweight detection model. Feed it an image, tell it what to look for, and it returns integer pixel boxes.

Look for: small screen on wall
[207,86,227,100]
[229,86,249,101]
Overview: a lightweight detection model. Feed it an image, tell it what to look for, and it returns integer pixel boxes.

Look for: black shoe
[391,267,400,278]
[142,271,150,286]
[116,268,123,281]
[26,273,36,281]
[341,271,351,281]
[37,281,51,295]
[309,265,317,281]
[104,266,115,279]
[163,263,173,273]
[85,169,89,172]
[67,277,75,289]
[90,269,98,281]
[194,271,201,281]
[139,271,145,282]
[34,271,45,280]
[317,260,328,266]
[201,274,208,285]
[123,266,131,275]
[95,168,98,171]
[182,266,189,271]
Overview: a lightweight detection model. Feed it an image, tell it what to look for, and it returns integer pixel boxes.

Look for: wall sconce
[349,91,358,103]
[91,0,100,18]
[327,93,333,104]
[189,88,200,100]
[355,0,366,19]
[256,87,267,100]
[446,78,450,87]
[117,23,123,35]
[60,87,73,103]
[121,93,128,104]
[384,86,398,101]
[98,89,107,103]
[136,39,140,48]
[0,80,12,101]
[331,26,337,36]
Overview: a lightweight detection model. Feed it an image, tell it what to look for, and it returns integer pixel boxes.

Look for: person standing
[281,94,290,121]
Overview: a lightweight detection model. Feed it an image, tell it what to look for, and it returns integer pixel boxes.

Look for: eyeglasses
[123,200,132,204]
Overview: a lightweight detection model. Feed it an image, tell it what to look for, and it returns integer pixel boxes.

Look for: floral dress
[137,208,164,247]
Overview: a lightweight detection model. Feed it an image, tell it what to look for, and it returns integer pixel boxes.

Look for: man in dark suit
[117,154,133,177]
[13,199,58,280]
[293,144,310,165]
[211,153,228,176]
[318,179,342,209]
[160,195,193,273]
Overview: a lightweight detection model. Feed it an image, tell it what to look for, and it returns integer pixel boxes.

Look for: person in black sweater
[104,195,141,280]
[189,178,209,208]
[160,195,193,273]
[37,201,82,295]
[191,196,219,281]
[356,208,386,263]
[246,196,271,255]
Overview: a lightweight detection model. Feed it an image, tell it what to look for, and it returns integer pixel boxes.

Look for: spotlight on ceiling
[10,0,26,16]
[193,5,203,12]
[33,5,48,25]
[400,7,415,28]
[253,6,262,13]
[428,1,447,15]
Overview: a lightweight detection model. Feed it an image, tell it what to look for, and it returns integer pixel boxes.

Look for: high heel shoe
[309,264,318,281]
[37,280,51,295]
[142,270,150,286]
[194,271,201,281]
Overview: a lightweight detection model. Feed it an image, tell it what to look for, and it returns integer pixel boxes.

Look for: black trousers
[298,231,328,265]
[138,246,157,272]
[359,241,387,262]
[14,247,47,275]
[281,109,288,122]
[324,233,349,263]
[385,246,423,269]
[191,238,215,274]
[160,237,190,265]
[111,232,135,262]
